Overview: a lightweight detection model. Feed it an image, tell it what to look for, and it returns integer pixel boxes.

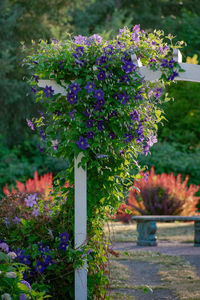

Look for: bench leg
[137,221,157,246]
[194,221,200,247]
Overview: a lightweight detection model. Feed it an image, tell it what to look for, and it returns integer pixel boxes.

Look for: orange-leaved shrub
[128,167,200,216]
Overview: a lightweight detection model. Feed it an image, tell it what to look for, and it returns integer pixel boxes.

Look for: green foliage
[0,248,47,299]
[0,135,67,196]
[139,142,200,187]
[159,81,200,150]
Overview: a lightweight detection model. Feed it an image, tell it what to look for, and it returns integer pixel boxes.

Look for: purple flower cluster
[16,248,31,265]
[59,232,70,251]
[67,83,81,104]
[161,58,175,69]
[154,88,162,99]
[130,110,140,122]
[135,123,144,143]
[122,60,136,73]
[167,70,179,81]
[24,193,38,208]
[118,92,129,105]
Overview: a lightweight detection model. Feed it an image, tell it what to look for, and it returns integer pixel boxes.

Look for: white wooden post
[74,153,87,300]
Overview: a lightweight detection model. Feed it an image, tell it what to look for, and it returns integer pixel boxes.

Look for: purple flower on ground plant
[43,85,54,98]
[122,61,136,73]
[26,119,34,131]
[52,139,58,150]
[60,232,70,243]
[13,217,21,225]
[35,261,46,273]
[0,242,9,253]
[59,61,64,69]
[87,131,95,139]
[85,81,95,93]
[24,193,38,208]
[76,137,89,150]
[4,217,10,228]
[7,252,17,259]
[32,207,40,217]
[59,241,69,251]
[94,89,104,100]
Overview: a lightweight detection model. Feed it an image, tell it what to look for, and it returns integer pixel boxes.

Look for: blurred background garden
[1,0,200,206]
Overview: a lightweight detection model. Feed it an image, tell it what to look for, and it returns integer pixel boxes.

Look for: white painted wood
[137,63,200,82]
[173,49,182,63]
[37,79,67,95]
[74,153,87,300]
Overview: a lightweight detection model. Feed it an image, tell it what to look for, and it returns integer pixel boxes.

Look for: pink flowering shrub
[128,167,200,216]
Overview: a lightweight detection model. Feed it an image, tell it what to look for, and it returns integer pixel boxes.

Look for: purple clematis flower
[67,91,78,104]
[69,83,81,93]
[130,110,140,122]
[110,110,118,117]
[122,61,136,73]
[94,89,104,100]
[43,85,54,98]
[59,232,70,243]
[26,119,34,131]
[87,131,95,139]
[85,81,95,93]
[35,261,46,273]
[32,75,39,83]
[86,119,94,128]
[97,70,106,81]
[97,121,104,131]
[31,86,37,94]
[76,137,89,150]
[118,92,129,105]
[147,135,157,147]
[142,144,149,156]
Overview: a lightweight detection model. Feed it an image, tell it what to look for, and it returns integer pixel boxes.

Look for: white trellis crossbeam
[37,49,200,300]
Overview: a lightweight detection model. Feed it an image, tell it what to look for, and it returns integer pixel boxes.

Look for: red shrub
[128,167,200,216]
[3,171,53,198]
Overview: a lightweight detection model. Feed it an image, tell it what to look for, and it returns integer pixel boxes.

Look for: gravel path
[111,241,200,300]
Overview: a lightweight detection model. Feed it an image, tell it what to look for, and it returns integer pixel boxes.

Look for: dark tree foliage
[0,0,72,147]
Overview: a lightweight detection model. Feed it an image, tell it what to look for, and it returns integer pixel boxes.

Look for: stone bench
[131,216,200,247]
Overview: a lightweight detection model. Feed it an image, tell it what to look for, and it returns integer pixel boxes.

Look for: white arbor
[37,49,200,300]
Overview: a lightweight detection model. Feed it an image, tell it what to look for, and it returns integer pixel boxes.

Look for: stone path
[111,241,200,300]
